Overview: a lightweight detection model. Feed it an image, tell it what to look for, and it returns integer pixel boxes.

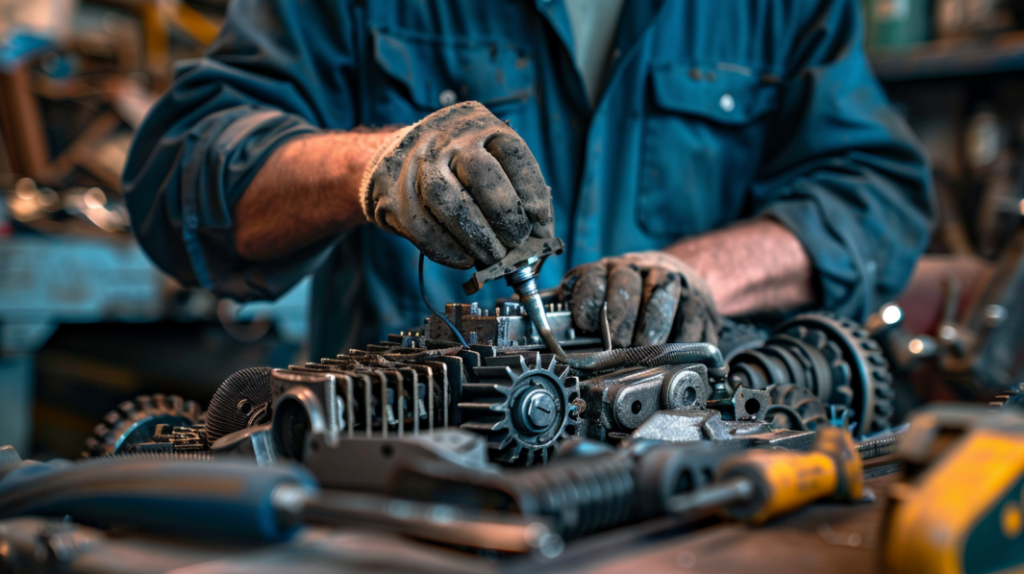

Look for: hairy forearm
[234,128,396,261]
[664,219,816,316]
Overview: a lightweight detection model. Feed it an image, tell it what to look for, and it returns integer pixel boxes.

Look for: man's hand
[561,251,722,348]
[360,101,554,269]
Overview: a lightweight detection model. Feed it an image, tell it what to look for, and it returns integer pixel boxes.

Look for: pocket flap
[650,63,778,125]
[373,27,534,111]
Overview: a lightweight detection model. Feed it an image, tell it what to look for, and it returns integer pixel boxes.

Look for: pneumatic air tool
[460,236,569,360]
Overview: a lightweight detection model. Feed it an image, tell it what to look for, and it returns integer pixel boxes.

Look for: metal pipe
[275,485,564,556]
[665,476,754,515]
[506,265,571,362]
[564,342,728,376]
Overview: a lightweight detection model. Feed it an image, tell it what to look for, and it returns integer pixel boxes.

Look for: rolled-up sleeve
[123,0,358,300]
[752,0,936,320]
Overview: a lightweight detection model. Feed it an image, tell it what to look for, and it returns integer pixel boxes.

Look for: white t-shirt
[564,0,626,106]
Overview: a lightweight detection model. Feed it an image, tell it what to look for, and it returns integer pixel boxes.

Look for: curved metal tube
[563,342,728,377]
[506,265,571,362]
[503,264,726,378]
[520,291,570,362]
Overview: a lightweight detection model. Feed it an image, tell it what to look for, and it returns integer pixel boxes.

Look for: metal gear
[767,383,828,430]
[458,353,578,466]
[777,313,895,436]
[83,394,203,457]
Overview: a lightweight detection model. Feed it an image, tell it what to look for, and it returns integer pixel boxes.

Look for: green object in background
[864,0,932,50]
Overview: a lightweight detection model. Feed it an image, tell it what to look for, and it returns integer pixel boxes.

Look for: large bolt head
[514,388,558,434]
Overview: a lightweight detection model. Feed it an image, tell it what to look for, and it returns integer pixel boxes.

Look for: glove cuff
[359,124,415,224]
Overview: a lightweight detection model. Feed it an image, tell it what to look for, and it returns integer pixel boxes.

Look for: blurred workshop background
[2,0,1024,459]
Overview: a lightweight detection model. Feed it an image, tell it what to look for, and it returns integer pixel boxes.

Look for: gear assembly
[80,236,894,467]
[6,0,1024,569]
[6,224,1021,573]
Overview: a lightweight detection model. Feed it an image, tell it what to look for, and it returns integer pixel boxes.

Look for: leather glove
[360,101,554,269]
[561,251,722,348]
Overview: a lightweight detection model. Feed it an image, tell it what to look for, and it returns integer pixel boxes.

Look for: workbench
[0,461,902,573]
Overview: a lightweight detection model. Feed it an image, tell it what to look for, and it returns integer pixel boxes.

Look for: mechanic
[123,0,935,358]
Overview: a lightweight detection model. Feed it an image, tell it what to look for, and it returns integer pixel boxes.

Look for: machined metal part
[707,386,771,422]
[665,476,755,516]
[302,429,492,492]
[661,366,711,410]
[630,408,782,444]
[424,301,593,348]
[501,264,567,355]
[460,353,579,465]
[292,487,564,556]
[270,369,344,460]
[767,384,829,430]
[459,236,571,361]
[210,424,278,466]
[388,439,746,540]
[729,312,894,437]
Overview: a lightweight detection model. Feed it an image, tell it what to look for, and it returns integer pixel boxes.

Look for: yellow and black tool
[666,426,864,524]
[882,405,1024,574]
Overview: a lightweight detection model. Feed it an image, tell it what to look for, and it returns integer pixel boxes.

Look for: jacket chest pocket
[638,64,778,238]
[368,27,536,126]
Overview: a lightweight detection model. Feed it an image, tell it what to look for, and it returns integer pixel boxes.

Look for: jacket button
[439,89,458,106]
[719,93,735,113]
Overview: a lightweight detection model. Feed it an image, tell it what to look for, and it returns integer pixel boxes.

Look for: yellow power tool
[882,404,1024,574]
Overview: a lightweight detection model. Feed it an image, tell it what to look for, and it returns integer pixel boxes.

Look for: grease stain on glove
[360,101,553,269]
[561,251,721,347]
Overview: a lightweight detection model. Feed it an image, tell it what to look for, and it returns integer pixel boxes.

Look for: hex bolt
[514,388,558,434]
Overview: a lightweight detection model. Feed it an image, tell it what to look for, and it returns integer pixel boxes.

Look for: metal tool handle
[295,488,563,556]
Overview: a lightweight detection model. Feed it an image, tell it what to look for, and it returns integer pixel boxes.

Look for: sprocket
[458,353,578,466]
[83,394,203,457]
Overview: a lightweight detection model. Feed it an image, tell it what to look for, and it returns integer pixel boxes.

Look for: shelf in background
[870,30,1024,82]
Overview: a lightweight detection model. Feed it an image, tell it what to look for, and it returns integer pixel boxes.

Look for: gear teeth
[832,385,854,407]
[498,434,516,450]
[84,394,204,458]
[777,312,895,437]
[460,353,576,466]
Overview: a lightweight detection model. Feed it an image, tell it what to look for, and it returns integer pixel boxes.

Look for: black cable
[765,404,810,431]
[419,252,469,348]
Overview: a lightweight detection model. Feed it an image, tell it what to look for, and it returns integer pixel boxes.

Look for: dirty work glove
[360,101,554,270]
[561,251,722,348]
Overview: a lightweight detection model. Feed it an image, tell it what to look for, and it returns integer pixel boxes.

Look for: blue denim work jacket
[123,0,935,355]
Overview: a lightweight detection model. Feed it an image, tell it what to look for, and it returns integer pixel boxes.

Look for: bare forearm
[664,219,816,316]
[234,129,396,261]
